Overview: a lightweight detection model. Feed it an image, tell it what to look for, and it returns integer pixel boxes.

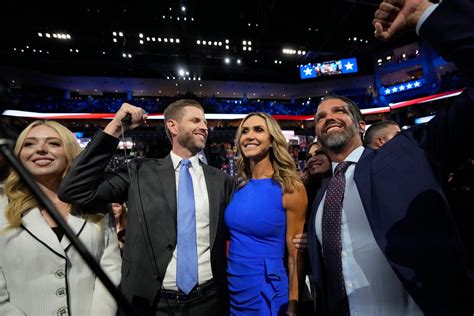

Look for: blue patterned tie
[322,161,352,316]
[176,159,198,294]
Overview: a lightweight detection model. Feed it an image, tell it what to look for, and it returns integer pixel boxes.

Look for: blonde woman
[224,112,307,315]
[0,120,121,316]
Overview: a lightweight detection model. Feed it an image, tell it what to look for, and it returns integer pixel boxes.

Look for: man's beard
[319,123,358,151]
[178,130,206,155]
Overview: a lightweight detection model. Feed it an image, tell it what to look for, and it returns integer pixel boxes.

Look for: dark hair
[364,120,400,146]
[306,142,319,156]
[163,99,204,142]
[318,95,364,124]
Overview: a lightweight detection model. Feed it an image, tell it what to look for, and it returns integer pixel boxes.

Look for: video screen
[300,58,358,80]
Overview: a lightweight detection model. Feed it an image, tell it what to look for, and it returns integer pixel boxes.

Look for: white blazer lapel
[21,207,66,258]
[61,214,87,250]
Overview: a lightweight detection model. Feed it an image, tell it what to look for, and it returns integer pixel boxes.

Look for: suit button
[167,244,173,250]
[55,270,65,278]
[57,306,68,316]
[56,287,67,297]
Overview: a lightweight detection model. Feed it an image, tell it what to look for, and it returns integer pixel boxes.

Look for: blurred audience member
[303,142,332,208]
[111,202,128,252]
[364,120,401,149]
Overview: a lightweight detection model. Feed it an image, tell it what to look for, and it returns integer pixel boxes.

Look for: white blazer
[0,207,122,316]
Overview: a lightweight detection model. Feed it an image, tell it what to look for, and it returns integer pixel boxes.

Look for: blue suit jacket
[308,1,474,315]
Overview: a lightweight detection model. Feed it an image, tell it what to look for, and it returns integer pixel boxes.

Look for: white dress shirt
[162,151,212,290]
[316,146,422,316]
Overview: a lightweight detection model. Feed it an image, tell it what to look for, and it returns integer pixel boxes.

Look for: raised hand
[104,103,148,138]
[373,0,432,41]
[292,232,308,251]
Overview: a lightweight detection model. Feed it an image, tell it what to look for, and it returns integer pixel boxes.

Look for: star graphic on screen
[392,87,398,93]
[304,67,313,76]
[406,83,413,89]
[385,89,391,95]
[399,85,405,91]
[344,61,354,71]
[414,81,421,87]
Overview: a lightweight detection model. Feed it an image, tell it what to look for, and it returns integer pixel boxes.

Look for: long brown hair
[235,112,302,193]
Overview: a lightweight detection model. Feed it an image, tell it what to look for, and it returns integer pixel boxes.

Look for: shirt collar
[331,145,364,173]
[170,150,200,170]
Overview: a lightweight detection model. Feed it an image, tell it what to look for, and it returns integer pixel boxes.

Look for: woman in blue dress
[225,112,307,315]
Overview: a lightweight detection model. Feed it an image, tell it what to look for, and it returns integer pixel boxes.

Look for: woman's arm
[284,183,308,315]
[0,267,26,315]
[90,217,122,315]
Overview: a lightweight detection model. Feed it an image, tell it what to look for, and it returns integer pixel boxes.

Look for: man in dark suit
[59,99,233,315]
[307,0,474,315]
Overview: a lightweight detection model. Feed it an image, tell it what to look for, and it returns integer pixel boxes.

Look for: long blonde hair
[235,112,302,193]
[4,120,81,228]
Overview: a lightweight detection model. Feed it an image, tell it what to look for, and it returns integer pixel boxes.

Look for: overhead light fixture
[181,6,186,12]
[225,57,230,64]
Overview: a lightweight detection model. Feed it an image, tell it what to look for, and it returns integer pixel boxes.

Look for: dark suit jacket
[308,1,474,315]
[59,130,234,315]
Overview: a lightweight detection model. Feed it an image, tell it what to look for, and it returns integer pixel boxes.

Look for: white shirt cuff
[416,3,439,35]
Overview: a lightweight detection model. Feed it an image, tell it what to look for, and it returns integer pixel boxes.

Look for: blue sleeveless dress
[225,178,288,315]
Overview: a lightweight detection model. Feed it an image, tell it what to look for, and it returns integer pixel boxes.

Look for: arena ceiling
[0,0,417,84]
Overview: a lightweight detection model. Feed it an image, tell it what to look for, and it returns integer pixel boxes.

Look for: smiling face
[170,105,208,156]
[306,143,331,177]
[19,125,67,183]
[315,98,365,153]
[239,115,272,162]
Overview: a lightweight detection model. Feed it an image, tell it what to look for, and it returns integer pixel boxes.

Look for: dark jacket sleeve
[413,0,474,168]
[58,130,131,206]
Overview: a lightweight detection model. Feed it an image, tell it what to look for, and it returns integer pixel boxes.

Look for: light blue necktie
[176,159,198,294]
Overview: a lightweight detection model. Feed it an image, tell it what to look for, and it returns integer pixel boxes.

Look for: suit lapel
[154,155,177,227]
[61,214,87,251]
[202,163,219,250]
[354,148,376,233]
[22,207,66,258]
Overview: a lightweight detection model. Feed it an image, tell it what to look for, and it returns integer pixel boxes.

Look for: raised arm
[284,183,308,315]
[374,0,474,167]
[58,103,147,206]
